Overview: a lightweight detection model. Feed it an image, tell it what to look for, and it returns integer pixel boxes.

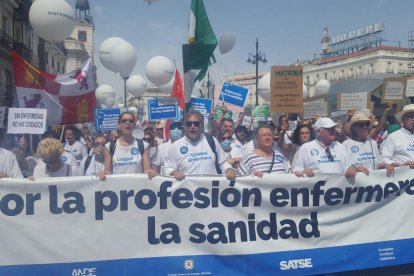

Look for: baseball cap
[313,117,337,130]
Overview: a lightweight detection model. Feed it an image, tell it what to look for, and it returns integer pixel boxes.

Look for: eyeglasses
[169,124,182,130]
[325,147,334,162]
[94,142,106,147]
[185,121,201,128]
[221,137,232,141]
[120,119,134,124]
[356,122,371,128]
[143,137,153,143]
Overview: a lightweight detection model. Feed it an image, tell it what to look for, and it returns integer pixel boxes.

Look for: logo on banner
[72,267,96,276]
[276,155,284,162]
[184,259,194,270]
[351,146,359,153]
[280,258,313,270]
[131,147,139,155]
[311,149,319,156]
[180,146,188,154]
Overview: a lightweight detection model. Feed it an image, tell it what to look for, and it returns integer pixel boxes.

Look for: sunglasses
[356,122,370,128]
[185,121,201,128]
[120,119,134,124]
[94,142,106,147]
[221,137,232,141]
[403,114,414,120]
[156,128,163,131]
[143,137,153,142]
[325,147,334,162]
[169,124,182,130]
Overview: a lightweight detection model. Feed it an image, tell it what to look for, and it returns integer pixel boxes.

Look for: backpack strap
[206,135,222,174]
[136,138,145,157]
[84,155,93,175]
[109,140,116,157]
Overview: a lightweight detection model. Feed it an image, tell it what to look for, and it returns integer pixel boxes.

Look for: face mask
[221,140,232,150]
[170,128,182,141]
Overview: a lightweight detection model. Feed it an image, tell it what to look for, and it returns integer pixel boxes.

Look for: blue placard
[147,99,179,121]
[219,82,250,108]
[190,97,213,115]
[94,108,121,131]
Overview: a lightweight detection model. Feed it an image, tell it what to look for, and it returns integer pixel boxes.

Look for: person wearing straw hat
[292,117,356,177]
[380,104,414,177]
[343,113,380,175]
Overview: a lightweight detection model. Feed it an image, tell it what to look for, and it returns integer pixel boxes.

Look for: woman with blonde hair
[33,138,78,178]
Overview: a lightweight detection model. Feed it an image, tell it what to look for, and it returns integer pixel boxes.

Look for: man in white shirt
[164,110,237,181]
[0,147,23,178]
[380,104,414,176]
[293,117,356,177]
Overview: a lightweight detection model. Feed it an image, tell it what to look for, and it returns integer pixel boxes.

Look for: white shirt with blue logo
[380,128,414,165]
[107,140,149,174]
[343,138,379,170]
[63,140,88,167]
[164,134,231,176]
[292,139,350,174]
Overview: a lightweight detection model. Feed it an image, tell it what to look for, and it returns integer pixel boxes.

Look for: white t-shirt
[63,140,88,166]
[230,140,243,158]
[343,138,379,170]
[33,162,78,178]
[107,139,149,174]
[292,139,350,174]
[380,128,414,165]
[0,148,23,178]
[79,155,106,176]
[164,134,231,176]
[154,140,173,175]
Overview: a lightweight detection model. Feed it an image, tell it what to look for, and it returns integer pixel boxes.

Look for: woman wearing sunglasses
[108,112,156,179]
[343,113,379,175]
[79,135,111,181]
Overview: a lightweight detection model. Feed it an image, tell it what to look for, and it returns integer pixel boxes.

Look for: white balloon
[99,37,125,73]
[29,0,75,41]
[146,56,175,86]
[315,79,330,96]
[111,39,137,77]
[104,97,115,107]
[257,73,271,102]
[95,84,115,104]
[219,33,236,54]
[303,84,309,98]
[158,73,175,94]
[127,75,147,98]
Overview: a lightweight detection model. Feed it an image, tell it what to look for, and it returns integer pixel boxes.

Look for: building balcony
[12,42,32,60]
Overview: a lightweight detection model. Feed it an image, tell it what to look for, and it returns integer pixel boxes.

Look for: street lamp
[247,38,267,106]
[202,71,214,99]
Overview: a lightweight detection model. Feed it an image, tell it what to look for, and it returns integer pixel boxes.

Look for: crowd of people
[1,103,414,181]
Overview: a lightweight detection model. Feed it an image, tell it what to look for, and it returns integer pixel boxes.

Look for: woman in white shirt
[79,135,111,181]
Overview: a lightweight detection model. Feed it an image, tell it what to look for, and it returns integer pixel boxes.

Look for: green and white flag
[183,0,217,107]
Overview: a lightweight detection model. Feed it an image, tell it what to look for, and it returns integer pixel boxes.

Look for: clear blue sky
[68,0,414,102]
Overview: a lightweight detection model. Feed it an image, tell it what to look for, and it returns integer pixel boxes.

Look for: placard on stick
[337,92,369,111]
[382,77,406,104]
[270,66,303,114]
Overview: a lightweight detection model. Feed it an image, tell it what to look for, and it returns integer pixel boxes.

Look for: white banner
[7,108,47,134]
[0,168,414,275]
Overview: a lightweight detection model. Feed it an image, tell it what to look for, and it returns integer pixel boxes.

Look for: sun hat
[395,104,414,123]
[343,113,371,136]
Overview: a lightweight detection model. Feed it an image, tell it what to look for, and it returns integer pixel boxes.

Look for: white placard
[384,81,404,100]
[405,78,414,97]
[303,101,328,119]
[339,92,368,111]
[7,108,47,134]
[0,106,6,128]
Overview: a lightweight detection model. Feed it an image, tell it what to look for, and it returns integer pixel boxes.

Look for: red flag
[171,68,185,110]
[11,50,96,126]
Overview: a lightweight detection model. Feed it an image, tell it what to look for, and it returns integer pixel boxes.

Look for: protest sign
[0,168,413,275]
[217,82,249,111]
[382,77,406,103]
[190,97,213,132]
[147,98,179,121]
[270,66,304,113]
[94,108,120,131]
[405,77,414,97]
[303,101,328,119]
[7,108,47,134]
[337,92,369,111]
[213,105,233,120]
[0,106,6,128]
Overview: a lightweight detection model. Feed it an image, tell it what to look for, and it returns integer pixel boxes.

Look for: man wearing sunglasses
[381,104,414,177]
[293,117,355,177]
[154,120,184,175]
[164,110,236,181]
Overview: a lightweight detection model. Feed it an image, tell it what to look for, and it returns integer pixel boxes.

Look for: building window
[52,57,55,69]
[58,62,60,72]
[324,73,328,79]
[369,64,374,74]
[0,69,12,106]
[78,31,87,42]
[306,76,310,84]
[45,53,49,64]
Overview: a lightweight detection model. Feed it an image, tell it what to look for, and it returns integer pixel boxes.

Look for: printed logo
[131,147,139,155]
[351,146,359,153]
[275,155,284,162]
[184,259,194,270]
[60,156,67,162]
[180,146,189,154]
[311,149,319,156]
[72,267,96,276]
[280,258,313,270]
